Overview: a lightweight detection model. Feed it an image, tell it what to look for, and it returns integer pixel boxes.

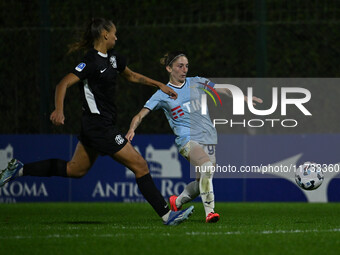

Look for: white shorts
[179,140,216,165]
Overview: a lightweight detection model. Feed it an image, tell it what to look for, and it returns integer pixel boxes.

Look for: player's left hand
[160,85,178,100]
[125,130,135,142]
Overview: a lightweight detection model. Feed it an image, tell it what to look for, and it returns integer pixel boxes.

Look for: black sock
[23,159,68,177]
[136,173,169,218]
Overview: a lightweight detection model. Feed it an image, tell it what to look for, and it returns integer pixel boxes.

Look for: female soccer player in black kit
[0,18,194,225]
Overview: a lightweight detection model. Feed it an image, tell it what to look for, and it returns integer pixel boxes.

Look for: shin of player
[175,142,219,223]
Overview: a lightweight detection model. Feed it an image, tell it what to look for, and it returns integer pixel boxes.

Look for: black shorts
[78,114,128,156]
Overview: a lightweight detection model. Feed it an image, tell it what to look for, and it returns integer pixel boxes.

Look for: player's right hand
[125,130,135,142]
[50,109,65,126]
[160,84,178,100]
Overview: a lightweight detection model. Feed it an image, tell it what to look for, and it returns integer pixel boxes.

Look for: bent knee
[136,158,149,175]
[129,157,149,177]
[67,162,90,178]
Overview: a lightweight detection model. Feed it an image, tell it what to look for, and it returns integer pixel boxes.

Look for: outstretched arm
[215,87,263,105]
[121,66,177,99]
[126,108,151,142]
[50,73,80,126]
[215,87,232,97]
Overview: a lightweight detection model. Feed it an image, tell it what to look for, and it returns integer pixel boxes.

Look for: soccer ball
[295,162,324,190]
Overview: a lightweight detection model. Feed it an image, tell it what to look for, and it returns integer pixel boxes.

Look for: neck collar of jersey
[168,80,186,89]
[97,52,108,58]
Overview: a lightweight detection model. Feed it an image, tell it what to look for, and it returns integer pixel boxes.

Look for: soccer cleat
[0,159,23,187]
[164,205,194,226]
[206,212,220,223]
[169,195,182,211]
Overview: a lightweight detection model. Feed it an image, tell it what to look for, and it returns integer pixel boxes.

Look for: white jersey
[144,76,217,149]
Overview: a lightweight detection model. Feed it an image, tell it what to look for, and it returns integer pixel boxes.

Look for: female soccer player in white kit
[126,52,262,223]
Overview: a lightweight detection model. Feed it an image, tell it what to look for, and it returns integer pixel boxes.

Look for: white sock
[199,162,215,216]
[176,181,199,208]
[161,211,171,222]
[18,168,24,177]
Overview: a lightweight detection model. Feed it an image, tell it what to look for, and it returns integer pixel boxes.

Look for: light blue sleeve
[193,76,215,89]
[144,91,162,111]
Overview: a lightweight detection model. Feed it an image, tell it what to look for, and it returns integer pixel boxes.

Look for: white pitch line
[0,228,339,240]
[185,228,340,236]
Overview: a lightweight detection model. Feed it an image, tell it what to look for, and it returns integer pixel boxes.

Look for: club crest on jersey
[115,134,125,145]
[75,63,86,72]
[110,56,117,68]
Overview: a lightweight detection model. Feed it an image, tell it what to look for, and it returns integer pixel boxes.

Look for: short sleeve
[144,91,162,111]
[115,53,127,73]
[71,61,96,80]
[195,77,215,89]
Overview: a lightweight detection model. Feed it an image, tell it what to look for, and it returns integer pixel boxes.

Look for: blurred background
[0,0,339,135]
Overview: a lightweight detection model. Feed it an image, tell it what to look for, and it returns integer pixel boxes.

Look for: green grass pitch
[0,202,339,255]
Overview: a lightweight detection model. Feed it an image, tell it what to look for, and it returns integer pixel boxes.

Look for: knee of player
[131,157,149,176]
[138,158,149,174]
[66,162,89,178]
[199,161,214,178]
[202,171,213,179]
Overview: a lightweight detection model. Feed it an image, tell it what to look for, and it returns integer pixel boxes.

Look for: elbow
[130,72,141,83]
[123,71,137,83]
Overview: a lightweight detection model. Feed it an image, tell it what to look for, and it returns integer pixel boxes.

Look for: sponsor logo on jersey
[171,106,184,119]
[110,56,117,68]
[75,63,86,72]
[198,80,223,107]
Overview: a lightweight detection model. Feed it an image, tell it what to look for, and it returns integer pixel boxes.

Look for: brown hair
[68,18,114,53]
[160,51,186,67]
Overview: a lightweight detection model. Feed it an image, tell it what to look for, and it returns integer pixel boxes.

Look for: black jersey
[72,48,126,121]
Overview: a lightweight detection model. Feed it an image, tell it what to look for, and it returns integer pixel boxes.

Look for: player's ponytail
[160,51,186,67]
[68,18,114,54]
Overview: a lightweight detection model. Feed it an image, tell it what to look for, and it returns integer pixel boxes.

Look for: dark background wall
[0,0,339,134]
